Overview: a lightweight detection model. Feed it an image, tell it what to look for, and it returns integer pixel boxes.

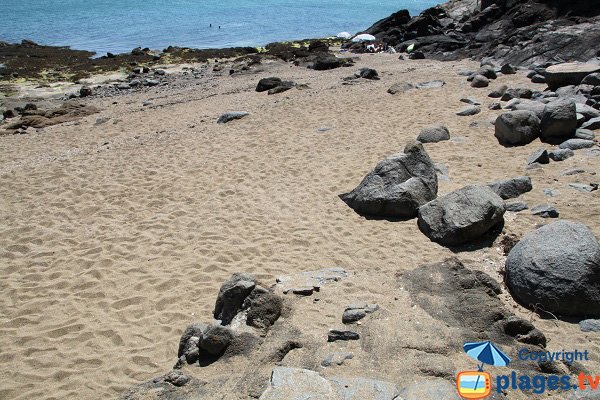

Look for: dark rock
[79,86,93,97]
[311,54,352,71]
[505,201,528,212]
[246,292,283,330]
[409,51,425,60]
[356,68,379,80]
[328,330,360,342]
[217,111,250,124]
[501,316,547,347]
[340,141,437,218]
[488,85,508,98]
[531,74,546,84]
[540,99,577,140]
[291,287,314,296]
[487,176,532,200]
[500,63,516,75]
[256,77,282,92]
[580,319,600,332]
[531,204,559,218]
[545,63,600,90]
[506,220,600,317]
[582,73,600,86]
[456,106,481,116]
[308,41,329,52]
[388,82,414,94]
[582,116,600,130]
[213,273,256,324]
[417,125,450,143]
[471,75,489,88]
[549,148,575,161]
[268,82,295,95]
[417,185,505,246]
[527,149,550,164]
[559,138,595,150]
[342,309,366,324]
[477,65,497,80]
[3,109,16,119]
[489,102,502,110]
[177,322,207,359]
[200,324,235,355]
[494,110,540,146]
[501,88,533,102]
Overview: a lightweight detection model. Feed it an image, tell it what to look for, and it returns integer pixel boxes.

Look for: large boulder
[505,221,600,317]
[494,110,540,146]
[340,141,438,218]
[545,63,600,90]
[417,185,505,246]
[540,99,577,140]
[213,273,256,325]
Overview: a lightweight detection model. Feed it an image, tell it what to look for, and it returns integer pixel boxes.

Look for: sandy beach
[1,49,600,399]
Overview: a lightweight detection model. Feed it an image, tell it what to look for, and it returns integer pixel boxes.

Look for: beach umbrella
[464,341,511,369]
[337,32,352,39]
[352,34,376,42]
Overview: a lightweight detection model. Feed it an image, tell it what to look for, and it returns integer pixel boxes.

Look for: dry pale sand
[1,52,599,399]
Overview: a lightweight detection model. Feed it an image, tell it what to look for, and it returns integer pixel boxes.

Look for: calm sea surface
[0,0,440,55]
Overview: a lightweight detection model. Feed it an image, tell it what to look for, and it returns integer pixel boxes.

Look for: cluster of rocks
[1,101,99,134]
[355,0,600,66]
[256,77,297,94]
[176,273,283,367]
[340,140,514,247]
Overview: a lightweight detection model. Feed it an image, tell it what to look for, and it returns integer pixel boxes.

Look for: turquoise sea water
[0,0,439,55]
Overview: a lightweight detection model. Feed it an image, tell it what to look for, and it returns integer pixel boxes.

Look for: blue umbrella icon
[463,341,511,396]
[464,341,511,371]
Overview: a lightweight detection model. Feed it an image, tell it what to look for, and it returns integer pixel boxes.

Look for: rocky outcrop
[353,0,600,66]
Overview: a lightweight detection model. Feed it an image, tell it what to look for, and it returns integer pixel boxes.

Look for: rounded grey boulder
[540,99,577,140]
[416,125,450,143]
[213,273,256,325]
[340,141,438,218]
[417,185,505,246]
[506,220,600,317]
[494,111,540,146]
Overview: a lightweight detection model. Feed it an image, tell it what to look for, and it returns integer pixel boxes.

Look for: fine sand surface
[1,52,599,399]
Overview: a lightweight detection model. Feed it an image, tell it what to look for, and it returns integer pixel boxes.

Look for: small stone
[580,319,600,332]
[575,129,595,140]
[543,188,560,197]
[561,168,585,176]
[200,324,234,355]
[291,287,315,296]
[581,117,600,130]
[505,202,529,212]
[488,85,508,98]
[559,139,595,150]
[460,98,481,105]
[417,125,450,143]
[531,204,559,218]
[471,75,489,88]
[527,149,549,165]
[328,330,360,342]
[80,86,93,97]
[342,309,367,324]
[501,63,516,75]
[489,102,502,110]
[321,352,353,367]
[549,148,574,161]
[217,111,250,124]
[531,74,546,84]
[456,106,481,116]
[388,82,414,94]
[569,183,598,193]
